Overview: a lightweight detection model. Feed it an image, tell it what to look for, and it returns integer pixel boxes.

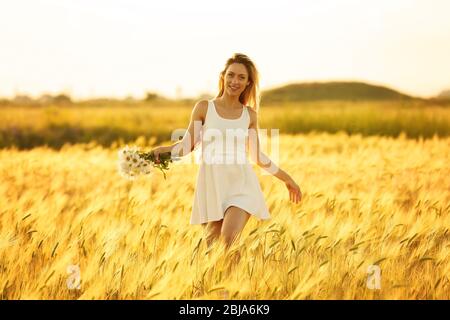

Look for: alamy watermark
[169,121,280,176]
[66,264,81,290]
[366,264,381,290]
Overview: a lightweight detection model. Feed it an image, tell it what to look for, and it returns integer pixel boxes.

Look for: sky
[1,0,449,100]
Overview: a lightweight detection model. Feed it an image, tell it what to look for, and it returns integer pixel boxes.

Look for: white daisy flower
[117,144,180,180]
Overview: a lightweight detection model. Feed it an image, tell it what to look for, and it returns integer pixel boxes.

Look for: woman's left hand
[285,177,302,204]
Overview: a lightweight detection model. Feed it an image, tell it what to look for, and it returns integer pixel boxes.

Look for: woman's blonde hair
[215,53,261,113]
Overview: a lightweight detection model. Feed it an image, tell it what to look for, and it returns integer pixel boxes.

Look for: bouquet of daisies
[117,145,180,180]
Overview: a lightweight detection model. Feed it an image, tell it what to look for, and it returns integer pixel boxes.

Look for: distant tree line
[0,93,72,106]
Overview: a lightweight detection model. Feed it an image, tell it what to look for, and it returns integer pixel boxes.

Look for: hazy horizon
[1,0,449,100]
[1,78,434,101]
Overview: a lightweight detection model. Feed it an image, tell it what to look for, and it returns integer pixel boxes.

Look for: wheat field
[1,132,449,299]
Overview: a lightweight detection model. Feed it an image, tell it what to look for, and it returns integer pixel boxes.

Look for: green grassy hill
[261,81,419,103]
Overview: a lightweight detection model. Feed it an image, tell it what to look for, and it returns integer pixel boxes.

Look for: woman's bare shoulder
[192,100,209,121]
[247,106,258,121]
[195,100,209,109]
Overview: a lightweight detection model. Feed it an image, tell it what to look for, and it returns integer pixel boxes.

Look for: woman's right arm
[151,100,207,161]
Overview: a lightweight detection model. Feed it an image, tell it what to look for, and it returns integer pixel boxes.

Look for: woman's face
[224,63,250,97]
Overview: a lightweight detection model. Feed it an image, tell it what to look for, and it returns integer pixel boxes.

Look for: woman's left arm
[247,108,302,203]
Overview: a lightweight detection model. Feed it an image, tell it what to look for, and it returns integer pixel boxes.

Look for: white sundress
[190,99,271,225]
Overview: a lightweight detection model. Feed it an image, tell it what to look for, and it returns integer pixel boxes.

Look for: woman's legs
[203,220,222,248]
[202,206,250,249]
[221,206,250,248]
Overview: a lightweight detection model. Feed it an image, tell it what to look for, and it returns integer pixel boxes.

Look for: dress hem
[190,203,271,225]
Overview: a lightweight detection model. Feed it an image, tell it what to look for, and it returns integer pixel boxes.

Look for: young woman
[151,53,302,249]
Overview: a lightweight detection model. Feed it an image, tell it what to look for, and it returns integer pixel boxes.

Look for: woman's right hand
[150,146,169,164]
